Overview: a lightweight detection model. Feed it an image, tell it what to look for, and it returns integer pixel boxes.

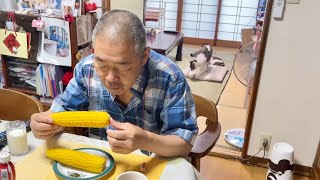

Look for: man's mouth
[109,87,120,90]
[107,82,121,90]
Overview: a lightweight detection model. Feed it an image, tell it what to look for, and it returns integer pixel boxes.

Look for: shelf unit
[0,11,97,136]
[0,12,82,109]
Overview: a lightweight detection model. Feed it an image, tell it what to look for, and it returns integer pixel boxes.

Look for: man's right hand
[30,110,63,139]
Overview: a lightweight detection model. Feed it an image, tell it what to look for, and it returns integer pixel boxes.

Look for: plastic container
[266,142,294,180]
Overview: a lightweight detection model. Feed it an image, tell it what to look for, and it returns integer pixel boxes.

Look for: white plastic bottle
[0,151,16,180]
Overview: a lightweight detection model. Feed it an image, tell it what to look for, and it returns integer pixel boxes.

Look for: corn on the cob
[51,111,110,128]
[46,148,106,173]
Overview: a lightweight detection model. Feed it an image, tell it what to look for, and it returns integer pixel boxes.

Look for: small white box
[287,0,300,4]
[273,0,285,18]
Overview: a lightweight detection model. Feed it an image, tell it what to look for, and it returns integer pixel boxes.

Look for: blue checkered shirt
[51,51,198,145]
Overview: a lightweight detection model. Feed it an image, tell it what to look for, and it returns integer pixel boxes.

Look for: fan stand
[224,128,245,149]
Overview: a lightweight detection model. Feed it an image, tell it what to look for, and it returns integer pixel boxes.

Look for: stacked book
[36,64,64,98]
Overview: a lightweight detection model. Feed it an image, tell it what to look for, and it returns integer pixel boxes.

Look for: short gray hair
[92,10,146,57]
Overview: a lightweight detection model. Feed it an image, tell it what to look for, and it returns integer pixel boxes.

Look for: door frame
[312,141,320,180]
[241,0,274,159]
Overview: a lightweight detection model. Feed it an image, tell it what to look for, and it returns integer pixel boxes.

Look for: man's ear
[142,47,151,65]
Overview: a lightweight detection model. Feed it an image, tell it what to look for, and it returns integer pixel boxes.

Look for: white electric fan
[224,41,258,149]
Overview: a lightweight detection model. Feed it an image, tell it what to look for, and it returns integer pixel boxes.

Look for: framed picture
[54,0,63,10]
[26,0,48,13]
[50,0,75,16]
[38,17,72,67]
[76,14,92,46]
[28,0,48,9]
[18,0,32,10]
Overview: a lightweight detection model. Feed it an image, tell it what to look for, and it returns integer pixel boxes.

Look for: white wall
[110,0,144,21]
[248,0,320,166]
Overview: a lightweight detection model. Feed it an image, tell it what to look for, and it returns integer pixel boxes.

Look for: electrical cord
[237,146,265,161]
[240,144,267,167]
[220,144,267,168]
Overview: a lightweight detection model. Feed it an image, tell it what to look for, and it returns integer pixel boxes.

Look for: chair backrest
[0,89,43,120]
[144,1,166,29]
[189,94,221,171]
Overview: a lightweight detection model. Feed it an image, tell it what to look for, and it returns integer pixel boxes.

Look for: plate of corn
[47,148,114,180]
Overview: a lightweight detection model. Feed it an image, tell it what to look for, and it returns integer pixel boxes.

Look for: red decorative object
[62,71,73,86]
[64,14,74,22]
[84,2,97,13]
[64,6,74,22]
[3,33,20,54]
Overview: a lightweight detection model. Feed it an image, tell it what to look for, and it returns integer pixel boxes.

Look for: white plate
[53,148,114,180]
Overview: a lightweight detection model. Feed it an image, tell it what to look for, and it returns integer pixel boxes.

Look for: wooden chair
[189,94,221,171]
[0,89,43,120]
[144,1,166,29]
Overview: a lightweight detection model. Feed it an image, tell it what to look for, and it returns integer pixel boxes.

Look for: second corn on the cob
[46,148,106,173]
[51,111,110,128]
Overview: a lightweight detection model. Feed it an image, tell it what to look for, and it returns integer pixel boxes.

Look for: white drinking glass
[6,121,28,156]
[116,171,147,180]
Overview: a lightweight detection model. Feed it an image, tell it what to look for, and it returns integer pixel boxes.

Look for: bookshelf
[0,13,41,97]
[0,11,95,136]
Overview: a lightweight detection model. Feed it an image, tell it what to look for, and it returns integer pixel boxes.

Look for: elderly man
[31,10,198,157]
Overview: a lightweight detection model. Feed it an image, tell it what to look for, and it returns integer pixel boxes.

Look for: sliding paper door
[218,0,258,42]
[145,0,178,31]
[181,0,218,45]
[144,0,260,47]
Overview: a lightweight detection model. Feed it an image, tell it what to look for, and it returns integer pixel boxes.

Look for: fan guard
[232,42,258,88]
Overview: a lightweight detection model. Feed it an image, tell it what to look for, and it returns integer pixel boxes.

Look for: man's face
[93,37,149,96]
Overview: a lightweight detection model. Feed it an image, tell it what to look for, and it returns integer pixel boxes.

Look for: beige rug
[167,46,235,105]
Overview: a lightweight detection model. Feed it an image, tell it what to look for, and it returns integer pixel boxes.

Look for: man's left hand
[107,118,148,154]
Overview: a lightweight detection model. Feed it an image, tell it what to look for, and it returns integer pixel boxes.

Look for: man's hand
[107,118,192,157]
[107,118,148,154]
[30,110,64,139]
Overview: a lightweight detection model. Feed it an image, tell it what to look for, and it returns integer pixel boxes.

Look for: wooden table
[147,31,184,61]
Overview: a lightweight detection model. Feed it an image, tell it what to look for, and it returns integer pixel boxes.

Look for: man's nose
[105,69,119,81]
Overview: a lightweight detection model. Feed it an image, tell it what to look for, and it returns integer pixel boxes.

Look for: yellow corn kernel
[51,111,110,128]
[46,148,106,173]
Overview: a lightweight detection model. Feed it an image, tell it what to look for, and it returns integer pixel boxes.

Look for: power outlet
[259,134,272,151]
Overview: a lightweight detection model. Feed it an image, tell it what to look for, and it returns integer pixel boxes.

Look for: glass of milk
[6,121,28,156]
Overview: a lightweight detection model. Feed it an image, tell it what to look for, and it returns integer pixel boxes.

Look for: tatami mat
[218,71,248,109]
[168,44,248,156]
[168,46,235,105]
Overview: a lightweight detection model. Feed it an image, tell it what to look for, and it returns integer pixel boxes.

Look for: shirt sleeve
[50,62,89,112]
[160,79,198,146]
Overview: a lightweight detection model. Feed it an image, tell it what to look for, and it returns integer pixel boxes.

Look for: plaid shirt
[51,51,198,145]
